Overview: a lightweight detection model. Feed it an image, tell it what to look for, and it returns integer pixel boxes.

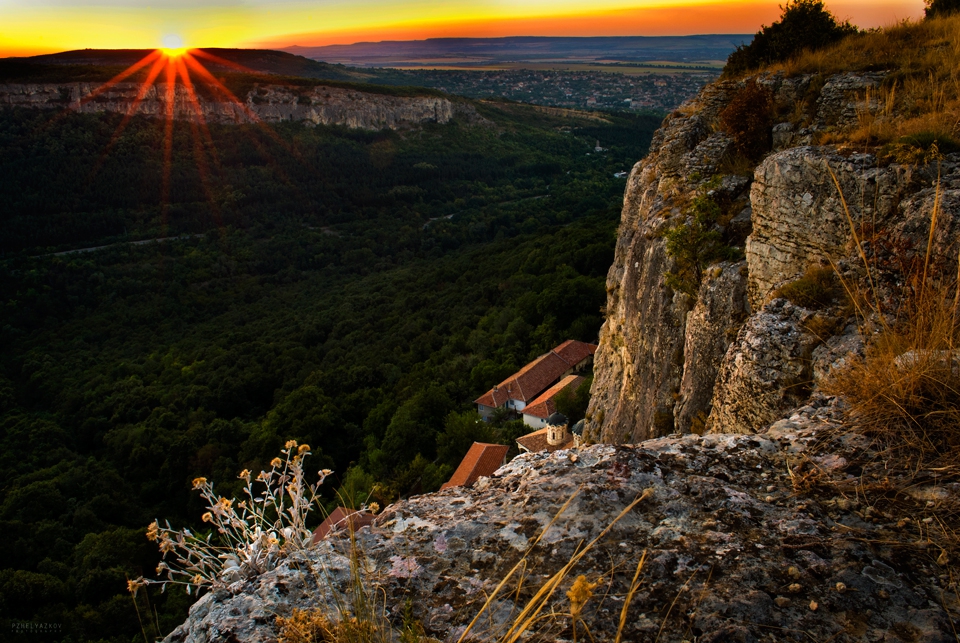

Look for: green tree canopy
[724,0,858,75]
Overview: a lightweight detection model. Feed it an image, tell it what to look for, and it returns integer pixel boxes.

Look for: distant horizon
[1,0,926,58]
[6,34,752,59]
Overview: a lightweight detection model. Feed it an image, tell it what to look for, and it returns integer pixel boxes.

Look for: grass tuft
[824,279,960,466]
[773,265,846,310]
[773,13,960,150]
[825,165,960,468]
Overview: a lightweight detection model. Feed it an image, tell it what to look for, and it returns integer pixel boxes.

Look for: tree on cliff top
[926,0,960,18]
[724,0,858,76]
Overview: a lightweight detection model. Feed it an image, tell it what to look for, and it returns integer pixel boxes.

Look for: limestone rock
[0,82,466,130]
[814,72,886,129]
[706,299,820,434]
[746,147,917,309]
[675,260,749,433]
[811,324,865,386]
[584,82,750,445]
[165,426,955,643]
[585,65,959,446]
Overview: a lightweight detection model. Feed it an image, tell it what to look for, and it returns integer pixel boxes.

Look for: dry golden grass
[824,279,960,466]
[769,14,960,150]
[823,167,960,468]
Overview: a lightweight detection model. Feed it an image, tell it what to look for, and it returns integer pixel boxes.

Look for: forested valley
[0,93,660,641]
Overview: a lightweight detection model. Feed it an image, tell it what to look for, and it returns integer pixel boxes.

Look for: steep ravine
[0,81,466,129]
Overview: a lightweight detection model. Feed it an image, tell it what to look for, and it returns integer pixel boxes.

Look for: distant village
[314,339,597,541]
[372,68,718,113]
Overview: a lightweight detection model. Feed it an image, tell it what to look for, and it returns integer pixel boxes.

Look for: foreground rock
[165,409,957,642]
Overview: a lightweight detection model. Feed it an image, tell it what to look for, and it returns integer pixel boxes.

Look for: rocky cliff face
[584,71,959,443]
[164,402,956,643]
[0,82,465,129]
[156,68,960,643]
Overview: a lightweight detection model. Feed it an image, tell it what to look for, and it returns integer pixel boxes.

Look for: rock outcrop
[584,69,959,443]
[0,82,467,129]
[165,405,957,642]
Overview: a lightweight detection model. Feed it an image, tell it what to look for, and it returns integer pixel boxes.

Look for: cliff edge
[583,68,958,444]
[0,81,469,130]
[164,403,956,642]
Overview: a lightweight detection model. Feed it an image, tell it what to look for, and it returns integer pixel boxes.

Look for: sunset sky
[0,0,926,57]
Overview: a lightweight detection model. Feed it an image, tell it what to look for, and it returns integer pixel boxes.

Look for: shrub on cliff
[926,0,960,17]
[664,192,741,296]
[724,0,858,76]
[719,80,773,162]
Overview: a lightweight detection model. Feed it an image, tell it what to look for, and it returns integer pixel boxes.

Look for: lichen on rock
[164,412,957,642]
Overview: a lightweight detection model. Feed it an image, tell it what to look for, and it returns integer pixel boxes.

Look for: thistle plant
[130,440,332,596]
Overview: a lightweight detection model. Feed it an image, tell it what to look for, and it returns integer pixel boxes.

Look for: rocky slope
[165,400,957,642]
[0,82,465,129]
[583,70,958,443]
[158,64,960,642]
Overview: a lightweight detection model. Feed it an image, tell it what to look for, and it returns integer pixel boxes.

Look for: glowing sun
[161,34,186,57]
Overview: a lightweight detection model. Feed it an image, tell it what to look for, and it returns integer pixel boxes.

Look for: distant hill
[285,35,750,68]
[5,48,369,82]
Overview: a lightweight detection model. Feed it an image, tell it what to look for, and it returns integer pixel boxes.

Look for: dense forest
[0,92,660,641]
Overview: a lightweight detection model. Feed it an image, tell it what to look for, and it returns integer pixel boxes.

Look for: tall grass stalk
[825,167,960,467]
[614,550,647,643]
[459,488,653,643]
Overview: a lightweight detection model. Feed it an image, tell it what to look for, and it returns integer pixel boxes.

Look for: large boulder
[164,421,955,643]
[707,299,820,434]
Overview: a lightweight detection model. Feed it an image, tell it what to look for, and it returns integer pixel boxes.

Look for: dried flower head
[146,446,327,597]
[127,578,144,596]
[368,502,380,514]
[285,440,298,449]
[320,469,333,478]
[567,575,599,617]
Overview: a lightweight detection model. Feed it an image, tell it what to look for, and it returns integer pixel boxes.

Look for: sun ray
[57,43,330,238]
[182,51,326,189]
[182,54,259,123]
[79,49,163,108]
[189,49,261,76]
[159,53,179,230]
[82,53,170,189]
[175,56,224,228]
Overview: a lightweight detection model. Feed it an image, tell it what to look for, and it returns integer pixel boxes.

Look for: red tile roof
[523,375,585,419]
[516,427,574,453]
[553,339,598,367]
[311,507,376,544]
[440,442,510,489]
[474,340,598,408]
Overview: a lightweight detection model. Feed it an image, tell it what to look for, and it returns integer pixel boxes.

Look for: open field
[378,61,723,74]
